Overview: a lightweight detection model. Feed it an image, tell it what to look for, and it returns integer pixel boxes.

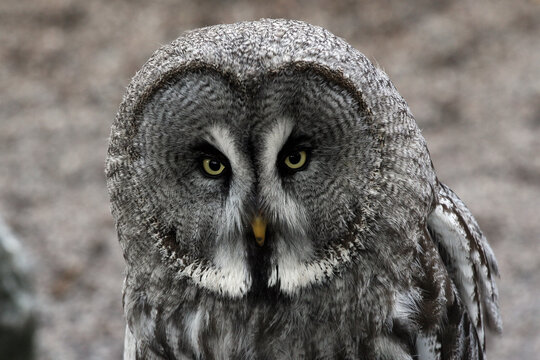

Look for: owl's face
[129,65,380,298]
[109,21,435,311]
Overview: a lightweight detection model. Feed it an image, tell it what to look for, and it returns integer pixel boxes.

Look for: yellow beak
[251,215,267,247]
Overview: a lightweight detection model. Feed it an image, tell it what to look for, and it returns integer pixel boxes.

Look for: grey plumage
[106,19,501,359]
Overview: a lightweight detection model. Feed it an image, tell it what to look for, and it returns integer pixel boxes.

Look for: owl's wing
[420,182,502,358]
[123,325,137,360]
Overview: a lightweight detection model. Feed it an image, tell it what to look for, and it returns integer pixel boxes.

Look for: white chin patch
[260,119,294,169]
[268,235,352,295]
[268,234,315,293]
[183,239,251,298]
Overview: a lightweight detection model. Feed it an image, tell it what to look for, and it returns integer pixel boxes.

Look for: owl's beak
[251,215,267,247]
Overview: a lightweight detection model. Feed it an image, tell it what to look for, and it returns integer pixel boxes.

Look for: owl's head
[106,19,436,303]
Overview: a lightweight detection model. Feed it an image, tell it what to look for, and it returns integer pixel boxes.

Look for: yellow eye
[202,158,226,177]
[284,150,308,170]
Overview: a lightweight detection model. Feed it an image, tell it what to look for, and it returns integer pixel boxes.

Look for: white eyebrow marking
[205,125,240,169]
[260,119,294,174]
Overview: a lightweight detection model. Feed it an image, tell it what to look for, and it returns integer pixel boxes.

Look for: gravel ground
[0,0,539,359]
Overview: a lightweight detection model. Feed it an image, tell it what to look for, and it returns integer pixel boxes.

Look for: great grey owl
[106,19,502,360]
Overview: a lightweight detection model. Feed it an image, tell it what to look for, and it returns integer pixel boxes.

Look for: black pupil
[288,152,301,165]
[209,159,222,171]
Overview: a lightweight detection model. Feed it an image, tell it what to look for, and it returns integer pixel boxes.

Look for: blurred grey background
[0,0,539,359]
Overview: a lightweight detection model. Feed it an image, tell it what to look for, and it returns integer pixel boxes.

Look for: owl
[106,19,501,359]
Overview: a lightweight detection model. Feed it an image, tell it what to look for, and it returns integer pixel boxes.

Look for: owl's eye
[283,150,308,171]
[202,158,226,177]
